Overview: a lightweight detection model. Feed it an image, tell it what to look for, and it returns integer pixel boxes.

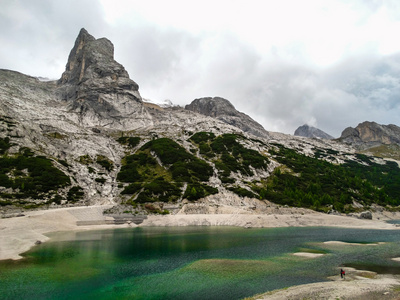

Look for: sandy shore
[140,213,400,229]
[249,268,400,300]
[0,206,133,260]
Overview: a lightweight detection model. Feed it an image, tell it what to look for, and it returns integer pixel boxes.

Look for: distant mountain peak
[294,124,334,139]
[340,121,400,148]
[185,97,269,138]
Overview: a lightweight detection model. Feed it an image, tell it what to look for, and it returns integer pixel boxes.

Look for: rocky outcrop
[340,121,400,148]
[294,124,334,139]
[185,97,269,139]
[57,28,151,130]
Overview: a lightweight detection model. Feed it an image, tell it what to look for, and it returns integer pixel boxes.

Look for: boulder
[359,211,372,220]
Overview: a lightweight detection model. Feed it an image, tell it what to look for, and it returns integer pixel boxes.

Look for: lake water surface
[1,226,400,300]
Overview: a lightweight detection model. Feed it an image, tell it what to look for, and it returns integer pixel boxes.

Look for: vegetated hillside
[0,136,81,208]
[266,144,400,213]
[115,133,272,210]
[112,131,400,214]
[1,109,400,215]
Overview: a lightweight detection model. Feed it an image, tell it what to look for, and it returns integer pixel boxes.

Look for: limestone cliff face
[57,28,151,130]
[340,121,400,148]
[185,97,269,138]
[294,124,334,139]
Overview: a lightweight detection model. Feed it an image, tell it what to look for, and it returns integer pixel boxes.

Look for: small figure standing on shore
[340,268,345,279]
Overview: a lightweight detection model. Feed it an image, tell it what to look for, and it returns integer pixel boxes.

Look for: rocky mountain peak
[340,121,400,148]
[294,124,334,139]
[186,97,236,117]
[185,97,269,139]
[56,28,149,130]
[61,28,96,84]
[57,28,140,100]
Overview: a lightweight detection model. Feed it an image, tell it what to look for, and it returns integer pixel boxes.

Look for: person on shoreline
[340,268,345,279]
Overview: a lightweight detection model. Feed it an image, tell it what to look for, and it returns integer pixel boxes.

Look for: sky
[1,0,400,137]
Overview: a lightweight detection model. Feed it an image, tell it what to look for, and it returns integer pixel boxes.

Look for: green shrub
[141,138,192,165]
[189,132,216,144]
[67,186,84,202]
[141,138,213,182]
[52,194,63,205]
[0,199,13,206]
[209,134,269,179]
[117,136,140,148]
[135,177,182,203]
[183,183,218,201]
[95,177,106,184]
[121,182,142,194]
[199,143,212,155]
[117,166,141,183]
[228,186,257,198]
[78,154,93,165]
[58,159,69,168]
[0,137,12,154]
[96,155,113,171]
[0,150,70,200]
[46,132,67,139]
[117,152,158,183]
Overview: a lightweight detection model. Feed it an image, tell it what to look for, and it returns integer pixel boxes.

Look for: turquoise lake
[1,226,400,299]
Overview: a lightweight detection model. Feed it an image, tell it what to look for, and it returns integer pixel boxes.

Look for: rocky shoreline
[248,271,400,300]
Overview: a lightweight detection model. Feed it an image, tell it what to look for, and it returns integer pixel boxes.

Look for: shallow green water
[1,226,400,300]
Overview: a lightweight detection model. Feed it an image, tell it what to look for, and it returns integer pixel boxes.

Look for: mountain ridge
[1,28,399,217]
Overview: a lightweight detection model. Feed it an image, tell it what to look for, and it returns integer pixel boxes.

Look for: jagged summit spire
[59,28,116,87]
[55,28,148,130]
[64,28,96,71]
[57,28,139,102]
